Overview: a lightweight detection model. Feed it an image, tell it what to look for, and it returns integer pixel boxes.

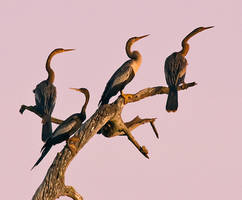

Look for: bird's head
[50,48,75,56]
[127,34,149,45]
[70,87,90,119]
[125,34,149,59]
[192,26,214,34]
[180,26,214,56]
[70,88,90,104]
[70,88,89,96]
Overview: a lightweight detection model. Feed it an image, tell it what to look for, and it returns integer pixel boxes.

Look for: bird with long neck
[179,26,214,57]
[70,88,90,121]
[99,34,149,106]
[164,26,213,112]
[46,48,75,83]
[34,48,74,142]
[32,88,90,169]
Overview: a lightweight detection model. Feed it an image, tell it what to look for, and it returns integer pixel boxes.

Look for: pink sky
[1,0,242,199]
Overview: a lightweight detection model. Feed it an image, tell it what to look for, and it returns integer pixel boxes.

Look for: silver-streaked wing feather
[109,60,134,88]
[52,116,78,137]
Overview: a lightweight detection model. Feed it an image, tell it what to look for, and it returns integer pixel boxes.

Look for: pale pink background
[1,0,242,199]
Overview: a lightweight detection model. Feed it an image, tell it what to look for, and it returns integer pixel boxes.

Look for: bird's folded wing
[53,117,78,137]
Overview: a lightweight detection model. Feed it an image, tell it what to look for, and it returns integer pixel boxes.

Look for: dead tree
[20,82,196,200]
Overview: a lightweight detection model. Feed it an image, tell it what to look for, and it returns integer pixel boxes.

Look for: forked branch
[19,83,196,200]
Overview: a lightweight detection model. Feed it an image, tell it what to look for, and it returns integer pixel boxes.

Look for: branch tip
[150,121,159,139]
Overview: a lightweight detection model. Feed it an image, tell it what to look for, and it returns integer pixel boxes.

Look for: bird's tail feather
[166,87,178,112]
[41,115,52,142]
[31,144,52,170]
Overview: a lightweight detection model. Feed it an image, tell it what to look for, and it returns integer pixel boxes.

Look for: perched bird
[31,88,90,169]
[33,48,74,142]
[164,26,213,112]
[98,35,149,105]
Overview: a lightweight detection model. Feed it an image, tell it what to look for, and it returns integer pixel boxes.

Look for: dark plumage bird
[32,88,90,169]
[164,26,213,112]
[98,35,149,105]
[33,48,74,142]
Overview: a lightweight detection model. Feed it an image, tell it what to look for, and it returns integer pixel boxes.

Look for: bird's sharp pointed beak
[204,26,214,30]
[70,88,79,91]
[137,34,149,40]
[64,49,75,52]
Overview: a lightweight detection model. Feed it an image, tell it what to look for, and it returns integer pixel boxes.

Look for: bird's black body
[48,113,85,145]
[164,26,213,112]
[34,80,56,142]
[32,113,84,169]
[32,88,89,169]
[99,60,135,105]
[32,48,74,142]
[164,52,187,111]
[98,34,148,106]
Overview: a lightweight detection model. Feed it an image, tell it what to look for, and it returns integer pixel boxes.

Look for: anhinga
[164,26,213,112]
[33,48,74,142]
[32,88,90,169]
[98,35,149,105]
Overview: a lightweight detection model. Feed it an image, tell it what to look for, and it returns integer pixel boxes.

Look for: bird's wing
[52,114,79,137]
[108,60,134,89]
[175,54,187,85]
[99,60,135,105]
[165,53,187,86]
[34,81,56,115]
[47,85,56,114]
[34,81,46,109]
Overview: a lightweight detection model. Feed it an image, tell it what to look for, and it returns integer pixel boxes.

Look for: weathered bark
[20,83,196,200]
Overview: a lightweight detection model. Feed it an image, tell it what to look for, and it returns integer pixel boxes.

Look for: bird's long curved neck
[81,91,90,116]
[180,29,202,57]
[126,41,142,74]
[46,52,55,84]
[126,41,141,61]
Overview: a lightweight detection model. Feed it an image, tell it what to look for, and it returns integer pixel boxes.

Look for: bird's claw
[121,93,132,104]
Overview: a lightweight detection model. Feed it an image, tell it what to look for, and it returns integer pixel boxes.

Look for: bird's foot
[121,91,132,104]
[67,136,80,155]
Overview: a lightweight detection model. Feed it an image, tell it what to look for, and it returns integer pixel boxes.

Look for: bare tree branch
[20,83,196,200]
[64,186,83,200]
[150,120,159,139]
[123,82,196,104]
[101,116,158,139]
